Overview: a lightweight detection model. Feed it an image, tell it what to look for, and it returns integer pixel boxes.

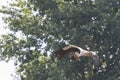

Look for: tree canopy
[0,0,120,80]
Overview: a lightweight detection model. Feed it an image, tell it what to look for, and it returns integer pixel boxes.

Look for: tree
[0,0,120,80]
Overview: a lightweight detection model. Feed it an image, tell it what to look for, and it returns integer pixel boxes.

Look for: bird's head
[71,52,80,60]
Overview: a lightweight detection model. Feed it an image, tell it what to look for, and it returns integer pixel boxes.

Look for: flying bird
[56,45,99,72]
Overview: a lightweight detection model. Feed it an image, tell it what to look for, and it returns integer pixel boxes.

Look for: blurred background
[0,0,120,80]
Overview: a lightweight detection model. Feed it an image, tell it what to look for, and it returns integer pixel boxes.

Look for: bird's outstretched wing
[92,54,100,73]
[56,45,81,59]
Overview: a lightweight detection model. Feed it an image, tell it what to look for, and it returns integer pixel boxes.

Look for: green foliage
[0,0,120,80]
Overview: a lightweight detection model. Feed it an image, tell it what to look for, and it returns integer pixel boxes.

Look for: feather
[92,55,100,73]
